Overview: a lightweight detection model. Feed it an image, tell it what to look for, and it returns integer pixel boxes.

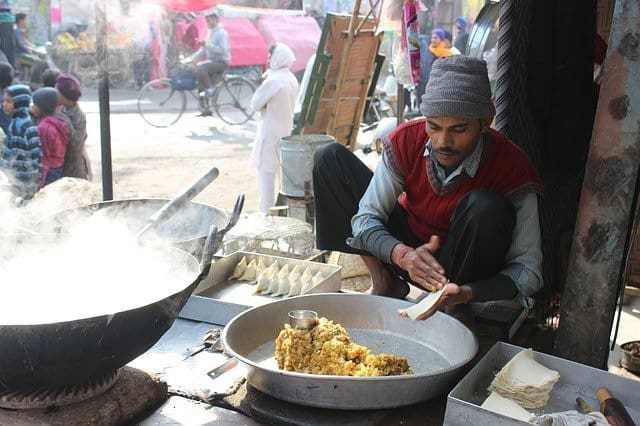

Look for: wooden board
[301,13,382,147]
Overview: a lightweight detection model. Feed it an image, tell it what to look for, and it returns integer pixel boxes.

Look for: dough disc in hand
[398,286,447,320]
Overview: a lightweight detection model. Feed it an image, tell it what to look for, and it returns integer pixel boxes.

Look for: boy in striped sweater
[0,84,41,199]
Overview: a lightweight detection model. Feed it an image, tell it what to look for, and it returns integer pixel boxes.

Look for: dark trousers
[195,59,227,92]
[313,143,516,286]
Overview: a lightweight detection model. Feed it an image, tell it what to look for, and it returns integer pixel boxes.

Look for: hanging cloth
[402,0,421,86]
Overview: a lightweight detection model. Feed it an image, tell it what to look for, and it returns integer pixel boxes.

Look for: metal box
[179,251,342,326]
[444,342,640,425]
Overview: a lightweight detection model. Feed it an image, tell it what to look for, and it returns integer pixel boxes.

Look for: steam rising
[0,215,198,325]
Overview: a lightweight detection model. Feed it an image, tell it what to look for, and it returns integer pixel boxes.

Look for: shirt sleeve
[14,29,28,53]
[250,78,278,112]
[64,110,87,149]
[348,149,405,262]
[499,193,543,308]
[208,29,229,59]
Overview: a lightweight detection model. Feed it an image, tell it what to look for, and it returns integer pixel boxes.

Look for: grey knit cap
[33,87,58,115]
[420,55,496,118]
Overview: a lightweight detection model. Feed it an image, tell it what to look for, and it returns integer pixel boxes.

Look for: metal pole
[555,0,640,368]
[95,0,113,201]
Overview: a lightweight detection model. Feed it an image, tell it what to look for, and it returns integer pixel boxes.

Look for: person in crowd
[250,42,299,215]
[416,29,451,102]
[313,56,543,321]
[0,61,14,133]
[189,11,230,116]
[55,73,91,181]
[454,17,469,54]
[0,84,40,198]
[0,1,15,69]
[40,68,60,88]
[14,13,45,83]
[443,30,461,55]
[429,29,453,59]
[31,87,68,187]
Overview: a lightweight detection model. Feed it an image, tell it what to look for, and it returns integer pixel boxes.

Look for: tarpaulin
[221,18,269,67]
[255,15,321,73]
[161,0,222,13]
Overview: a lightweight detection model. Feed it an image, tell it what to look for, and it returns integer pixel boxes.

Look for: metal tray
[179,252,341,325]
[221,293,478,410]
[444,342,640,425]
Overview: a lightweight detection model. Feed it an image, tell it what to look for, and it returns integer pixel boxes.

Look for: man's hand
[391,236,448,291]
[412,283,473,321]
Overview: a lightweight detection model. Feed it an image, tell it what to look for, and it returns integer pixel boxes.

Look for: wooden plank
[301,12,381,146]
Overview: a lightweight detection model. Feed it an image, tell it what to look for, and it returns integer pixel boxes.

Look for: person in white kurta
[250,43,299,214]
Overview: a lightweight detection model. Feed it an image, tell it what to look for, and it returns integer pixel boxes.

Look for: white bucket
[279,134,335,198]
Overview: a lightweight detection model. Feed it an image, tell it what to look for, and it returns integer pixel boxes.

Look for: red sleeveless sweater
[384,119,543,243]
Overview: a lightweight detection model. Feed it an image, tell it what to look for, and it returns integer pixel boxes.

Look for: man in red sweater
[313,56,543,320]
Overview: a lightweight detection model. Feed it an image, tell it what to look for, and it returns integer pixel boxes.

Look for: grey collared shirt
[349,135,543,308]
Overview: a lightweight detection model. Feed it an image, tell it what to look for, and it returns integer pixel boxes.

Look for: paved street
[80,88,260,214]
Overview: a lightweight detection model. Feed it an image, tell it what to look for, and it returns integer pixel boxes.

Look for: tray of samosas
[179,251,342,325]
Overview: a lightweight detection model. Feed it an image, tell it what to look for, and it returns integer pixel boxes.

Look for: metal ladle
[135,166,220,241]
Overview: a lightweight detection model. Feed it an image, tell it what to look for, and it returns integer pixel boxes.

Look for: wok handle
[199,225,218,278]
[137,167,220,239]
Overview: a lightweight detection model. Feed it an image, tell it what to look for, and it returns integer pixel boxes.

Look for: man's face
[3,93,14,115]
[31,104,42,118]
[57,92,73,108]
[426,116,490,168]
[206,16,218,28]
[18,19,27,29]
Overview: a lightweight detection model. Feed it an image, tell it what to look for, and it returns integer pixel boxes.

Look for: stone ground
[81,88,261,214]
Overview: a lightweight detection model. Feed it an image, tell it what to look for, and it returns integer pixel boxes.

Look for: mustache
[433,148,460,155]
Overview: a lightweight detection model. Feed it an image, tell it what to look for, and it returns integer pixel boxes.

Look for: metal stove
[0,370,119,410]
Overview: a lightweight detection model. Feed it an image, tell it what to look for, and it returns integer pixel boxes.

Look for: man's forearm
[350,225,402,263]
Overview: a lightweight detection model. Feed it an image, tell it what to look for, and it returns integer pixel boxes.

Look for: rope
[494,0,513,134]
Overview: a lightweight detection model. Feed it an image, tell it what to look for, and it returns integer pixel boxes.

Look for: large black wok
[41,198,229,257]
[0,231,215,389]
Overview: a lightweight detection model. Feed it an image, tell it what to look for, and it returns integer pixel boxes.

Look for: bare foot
[361,255,410,299]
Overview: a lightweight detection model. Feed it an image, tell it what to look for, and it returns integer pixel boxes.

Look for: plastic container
[279,134,335,197]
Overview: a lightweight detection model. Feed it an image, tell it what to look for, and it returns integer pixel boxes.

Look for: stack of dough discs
[480,391,533,422]
[488,348,560,409]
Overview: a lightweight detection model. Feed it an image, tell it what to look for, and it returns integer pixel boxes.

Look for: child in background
[0,62,14,134]
[41,69,61,88]
[0,84,41,198]
[32,87,68,187]
[55,73,92,180]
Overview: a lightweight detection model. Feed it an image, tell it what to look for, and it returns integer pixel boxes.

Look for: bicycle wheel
[213,76,256,125]
[137,78,187,128]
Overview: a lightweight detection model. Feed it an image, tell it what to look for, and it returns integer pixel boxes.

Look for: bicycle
[137,61,257,128]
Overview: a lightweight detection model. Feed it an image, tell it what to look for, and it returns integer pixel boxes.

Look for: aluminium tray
[179,251,341,325]
[444,342,640,425]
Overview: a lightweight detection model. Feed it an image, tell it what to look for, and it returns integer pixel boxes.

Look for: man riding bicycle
[14,13,46,86]
[187,11,231,117]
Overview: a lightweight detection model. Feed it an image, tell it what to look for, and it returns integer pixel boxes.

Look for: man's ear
[480,117,493,132]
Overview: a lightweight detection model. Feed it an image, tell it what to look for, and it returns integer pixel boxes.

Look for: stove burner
[0,370,119,409]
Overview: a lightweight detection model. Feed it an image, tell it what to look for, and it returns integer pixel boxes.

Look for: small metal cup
[288,310,318,330]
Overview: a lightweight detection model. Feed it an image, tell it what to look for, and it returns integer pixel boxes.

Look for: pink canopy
[161,0,222,12]
[221,18,269,67]
[255,15,321,73]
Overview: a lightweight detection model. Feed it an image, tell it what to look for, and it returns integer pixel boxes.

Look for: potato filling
[275,317,412,376]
